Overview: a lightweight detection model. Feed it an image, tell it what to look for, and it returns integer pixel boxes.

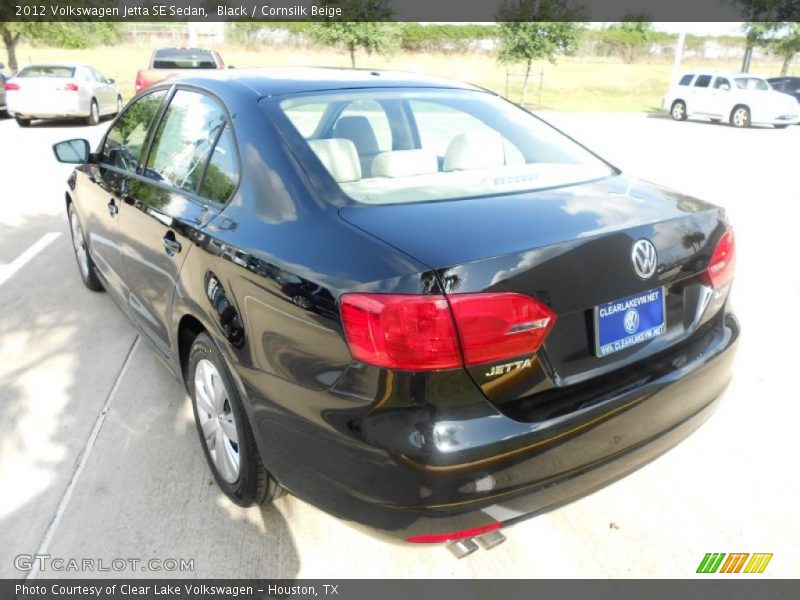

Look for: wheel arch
[177,313,207,384]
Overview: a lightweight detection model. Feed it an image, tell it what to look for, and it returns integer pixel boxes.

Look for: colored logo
[696,553,773,574]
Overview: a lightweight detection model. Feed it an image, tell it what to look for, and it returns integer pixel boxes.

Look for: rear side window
[17,65,75,78]
[198,128,239,203]
[102,90,167,173]
[678,74,694,86]
[145,89,228,198]
[694,75,712,88]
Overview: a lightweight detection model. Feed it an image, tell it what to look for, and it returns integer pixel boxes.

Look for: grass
[12,43,797,111]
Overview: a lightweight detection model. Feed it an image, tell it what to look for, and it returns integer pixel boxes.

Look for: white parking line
[26,336,140,580]
[0,232,61,288]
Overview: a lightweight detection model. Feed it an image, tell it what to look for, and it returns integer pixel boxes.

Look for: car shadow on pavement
[0,211,301,579]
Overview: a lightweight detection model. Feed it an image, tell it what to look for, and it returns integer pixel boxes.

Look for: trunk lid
[339,174,729,407]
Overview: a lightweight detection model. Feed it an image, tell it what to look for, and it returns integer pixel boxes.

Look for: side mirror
[53,139,91,164]
[228,65,235,69]
[107,78,115,83]
[720,84,730,91]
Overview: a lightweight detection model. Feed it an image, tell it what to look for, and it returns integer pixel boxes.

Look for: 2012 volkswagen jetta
[54,68,739,551]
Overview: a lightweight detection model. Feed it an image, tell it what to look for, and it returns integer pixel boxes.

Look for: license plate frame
[594,287,667,357]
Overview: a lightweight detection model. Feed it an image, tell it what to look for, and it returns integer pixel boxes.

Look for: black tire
[67,203,103,291]
[670,100,687,121]
[86,99,99,126]
[187,332,283,507]
[730,105,751,128]
[15,115,30,127]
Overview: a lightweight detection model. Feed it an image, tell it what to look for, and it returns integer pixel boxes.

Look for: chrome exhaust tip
[475,529,506,550]
[447,538,479,559]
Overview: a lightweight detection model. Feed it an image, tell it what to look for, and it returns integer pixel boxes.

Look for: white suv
[662,72,800,128]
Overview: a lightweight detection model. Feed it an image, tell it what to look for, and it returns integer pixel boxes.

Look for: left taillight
[339,292,556,371]
[704,229,735,289]
[63,83,79,92]
[5,82,19,91]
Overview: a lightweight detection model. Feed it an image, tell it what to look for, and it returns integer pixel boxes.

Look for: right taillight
[5,82,19,91]
[704,229,735,289]
[134,72,144,92]
[339,292,556,371]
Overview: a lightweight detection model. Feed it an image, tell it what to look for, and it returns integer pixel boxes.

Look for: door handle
[163,232,182,256]
[107,199,118,217]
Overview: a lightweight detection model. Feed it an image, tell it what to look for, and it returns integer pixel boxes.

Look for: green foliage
[599,16,654,63]
[307,0,400,67]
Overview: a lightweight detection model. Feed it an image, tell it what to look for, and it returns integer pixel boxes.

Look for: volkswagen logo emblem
[624,309,640,334]
[631,239,657,279]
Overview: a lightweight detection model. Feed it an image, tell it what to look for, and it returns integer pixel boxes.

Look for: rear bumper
[250,311,739,542]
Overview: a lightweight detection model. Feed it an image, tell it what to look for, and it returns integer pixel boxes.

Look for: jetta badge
[631,239,657,279]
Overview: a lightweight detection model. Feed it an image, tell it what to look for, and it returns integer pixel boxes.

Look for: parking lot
[0,112,798,579]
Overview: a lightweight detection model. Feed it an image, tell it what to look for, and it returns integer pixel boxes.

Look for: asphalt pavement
[0,112,798,578]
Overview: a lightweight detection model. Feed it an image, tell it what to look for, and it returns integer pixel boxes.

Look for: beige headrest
[371,150,438,178]
[444,130,505,172]
[308,138,361,183]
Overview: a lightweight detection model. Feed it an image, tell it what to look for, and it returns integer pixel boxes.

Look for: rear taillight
[134,72,144,92]
[5,82,19,91]
[704,229,735,289]
[63,83,79,91]
[449,293,556,365]
[340,294,461,370]
[339,292,556,371]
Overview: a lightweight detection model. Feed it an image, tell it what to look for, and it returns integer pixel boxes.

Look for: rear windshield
[153,49,216,69]
[17,66,75,78]
[275,89,615,205]
[735,77,769,90]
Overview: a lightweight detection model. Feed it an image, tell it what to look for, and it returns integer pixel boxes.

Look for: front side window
[713,77,731,90]
[276,89,614,205]
[145,89,227,196]
[102,89,167,172]
[694,75,712,88]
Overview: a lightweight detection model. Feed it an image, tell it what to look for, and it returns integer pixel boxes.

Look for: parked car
[663,71,799,128]
[134,47,225,94]
[6,63,123,127]
[54,69,739,554]
[0,71,7,118]
[767,76,800,103]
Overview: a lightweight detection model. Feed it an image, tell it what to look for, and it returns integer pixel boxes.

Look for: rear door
[118,87,238,356]
[81,88,168,301]
[87,67,115,112]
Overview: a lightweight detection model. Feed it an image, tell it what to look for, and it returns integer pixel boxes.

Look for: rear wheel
[730,105,750,128]
[15,115,30,127]
[671,100,687,121]
[68,204,103,291]
[86,99,99,126]
[187,332,284,507]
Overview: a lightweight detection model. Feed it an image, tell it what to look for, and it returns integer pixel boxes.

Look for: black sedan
[768,76,800,103]
[54,68,739,555]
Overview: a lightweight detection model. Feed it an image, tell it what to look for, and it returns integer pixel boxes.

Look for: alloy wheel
[194,358,240,483]
[70,212,90,279]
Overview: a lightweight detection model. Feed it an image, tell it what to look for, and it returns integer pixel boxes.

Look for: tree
[770,23,800,75]
[496,0,584,106]
[601,16,654,64]
[308,0,400,68]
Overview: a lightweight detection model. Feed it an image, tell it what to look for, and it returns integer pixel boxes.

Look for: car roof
[18,63,87,69]
[171,67,482,97]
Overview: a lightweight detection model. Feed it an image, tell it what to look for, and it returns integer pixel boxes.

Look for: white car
[662,72,800,128]
[5,63,123,127]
